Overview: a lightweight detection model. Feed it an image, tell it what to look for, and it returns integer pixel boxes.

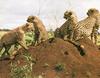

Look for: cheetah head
[87,8,99,16]
[64,11,76,20]
[27,16,36,23]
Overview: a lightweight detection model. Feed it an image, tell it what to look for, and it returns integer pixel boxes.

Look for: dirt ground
[0,38,100,78]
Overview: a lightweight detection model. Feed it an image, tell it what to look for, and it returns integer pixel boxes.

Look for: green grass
[10,52,34,78]
[54,63,65,72]
[25,32,34,46]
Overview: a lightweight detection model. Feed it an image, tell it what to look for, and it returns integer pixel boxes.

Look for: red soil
[0,38,100,78]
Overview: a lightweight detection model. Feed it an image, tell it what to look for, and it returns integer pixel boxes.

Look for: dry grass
[97,35,100,45]
[0,31,7,38]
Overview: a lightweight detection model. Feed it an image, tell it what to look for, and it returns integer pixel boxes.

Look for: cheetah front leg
[1,45,11,57]
[0,45,3,57]
[94,33,97,44]
[91,32,94,43]
[17,40,28,51]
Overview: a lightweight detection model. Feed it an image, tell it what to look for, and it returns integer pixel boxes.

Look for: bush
[25,32,35,46]
[10,52,34,78]
[54,63,65,72]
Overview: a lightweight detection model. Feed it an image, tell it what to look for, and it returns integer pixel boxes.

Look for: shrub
[10,52,34,78]
[54,63,65,72]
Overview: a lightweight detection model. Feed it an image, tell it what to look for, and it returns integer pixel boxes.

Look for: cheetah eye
[89,10,94,13]
[26,23,29,27]
[31,17,34,20]
[69,12,72,15]
[64,13,66,16]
